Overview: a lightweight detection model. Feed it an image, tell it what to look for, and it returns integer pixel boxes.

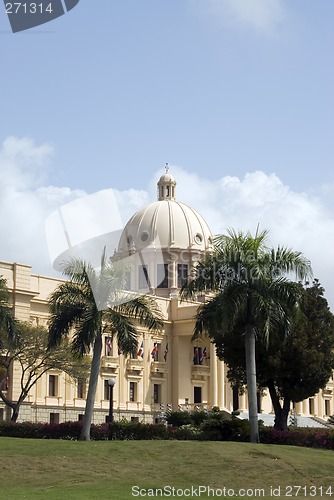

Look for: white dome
[115,170,213,295]
[118,199,213,253]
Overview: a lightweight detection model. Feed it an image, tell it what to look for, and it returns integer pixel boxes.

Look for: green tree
[0,322,89,422]
[182,228,312,443]
[223,280,334,430]
[0,276,15,341]
[48,254,164,441]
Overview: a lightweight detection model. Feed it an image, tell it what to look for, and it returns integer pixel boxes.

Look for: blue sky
[0,1,334,307]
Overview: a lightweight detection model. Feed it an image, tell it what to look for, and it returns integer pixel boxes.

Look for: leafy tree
[48,254,164,441]
[218,280,334,430]
[182,228,312,442]
[0,322,89,422]
[0,276,15,341]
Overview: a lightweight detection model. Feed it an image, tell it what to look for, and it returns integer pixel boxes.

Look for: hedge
[260,427,334,450]
[0,419,333,449]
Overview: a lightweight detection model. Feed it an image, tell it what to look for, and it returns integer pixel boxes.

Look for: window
[140,231,149,242]
[105,336,113,356]
[193,347,203,366]
[153,384,161,404]
[325,399,331,416]
[50,413,59,424]
[48,375,58,397]
[139,265,149,289]
[309,399,315,415]
[0,408,4,421]
[194,386,202,404]
[0,374,9,392]
[77,378,86,399]
[157,264,168,288]
[78,414,84,422]
[151,342,159,362]
[104,380,111,401]
[131,416,139,423]
[129,381,137,402]
[177,264,188,288]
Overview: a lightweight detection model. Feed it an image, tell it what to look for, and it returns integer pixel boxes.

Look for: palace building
[0,172,333,425]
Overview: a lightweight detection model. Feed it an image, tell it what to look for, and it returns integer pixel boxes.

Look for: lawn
[0,438,333,499]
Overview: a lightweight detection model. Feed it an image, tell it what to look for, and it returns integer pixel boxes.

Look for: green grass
[0,438,333,499]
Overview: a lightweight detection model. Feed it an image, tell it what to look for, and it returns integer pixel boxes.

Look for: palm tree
[182,228,312,443]
[48,253,164,441]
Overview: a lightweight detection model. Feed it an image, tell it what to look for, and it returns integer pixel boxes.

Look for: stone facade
[0,173,333,424]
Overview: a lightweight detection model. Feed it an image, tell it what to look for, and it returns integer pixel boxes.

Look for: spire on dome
[157,164,176,201]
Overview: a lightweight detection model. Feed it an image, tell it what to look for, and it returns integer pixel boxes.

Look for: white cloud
[1,137,333,311]
[152,165,334,310]
[191,0,286,35]
[0,137,85,276]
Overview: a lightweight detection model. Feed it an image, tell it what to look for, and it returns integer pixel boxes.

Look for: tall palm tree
[182,228,312,443]
[48,253,164,441]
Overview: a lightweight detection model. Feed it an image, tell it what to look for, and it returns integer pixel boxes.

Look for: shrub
[109,421,168,440]
[0,421,83,440]
[260,427,334,450]
[166,425,200,440]
[201,413,250,442]
[1,419,334,449]
[165,411,192,427]
[190,410,207,426]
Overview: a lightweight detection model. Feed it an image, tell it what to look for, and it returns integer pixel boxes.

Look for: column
[210,343,218,407]
[217,359,224,409]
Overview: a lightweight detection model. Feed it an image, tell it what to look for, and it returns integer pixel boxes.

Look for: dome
[158,173,175,183]
[118,169,213,254]
[115,169,213,295]
[118,199,213,253]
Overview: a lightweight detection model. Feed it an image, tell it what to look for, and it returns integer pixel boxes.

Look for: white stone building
[0,172,333,425]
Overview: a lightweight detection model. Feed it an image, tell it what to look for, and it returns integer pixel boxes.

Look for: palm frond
[180,254,223,298]
[193,281,248,340]
[269,247,313,281]
[71,312,102,356]
[111,295,164,332]
[106,309,139,356]
[48,281,97,348]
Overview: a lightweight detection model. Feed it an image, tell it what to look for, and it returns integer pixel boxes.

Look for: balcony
[192,365,210,379]
[150,361,168,375]
[126,359,144,372]
[101,356,119,370]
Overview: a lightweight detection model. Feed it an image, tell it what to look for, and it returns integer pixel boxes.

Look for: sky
[0,1,333,308]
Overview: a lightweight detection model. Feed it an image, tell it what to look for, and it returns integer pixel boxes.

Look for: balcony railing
[126,359,144,372]
[101,356,119,369]
[192,365,210,377]
[150,361,168,374]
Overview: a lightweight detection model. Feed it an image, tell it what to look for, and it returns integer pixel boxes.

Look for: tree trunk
[281,397,291,431]
[11,405,20,422]
[0,388,18,421]
[245,326,259,443]
[79,333,103,441]
[267,379,291,431]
